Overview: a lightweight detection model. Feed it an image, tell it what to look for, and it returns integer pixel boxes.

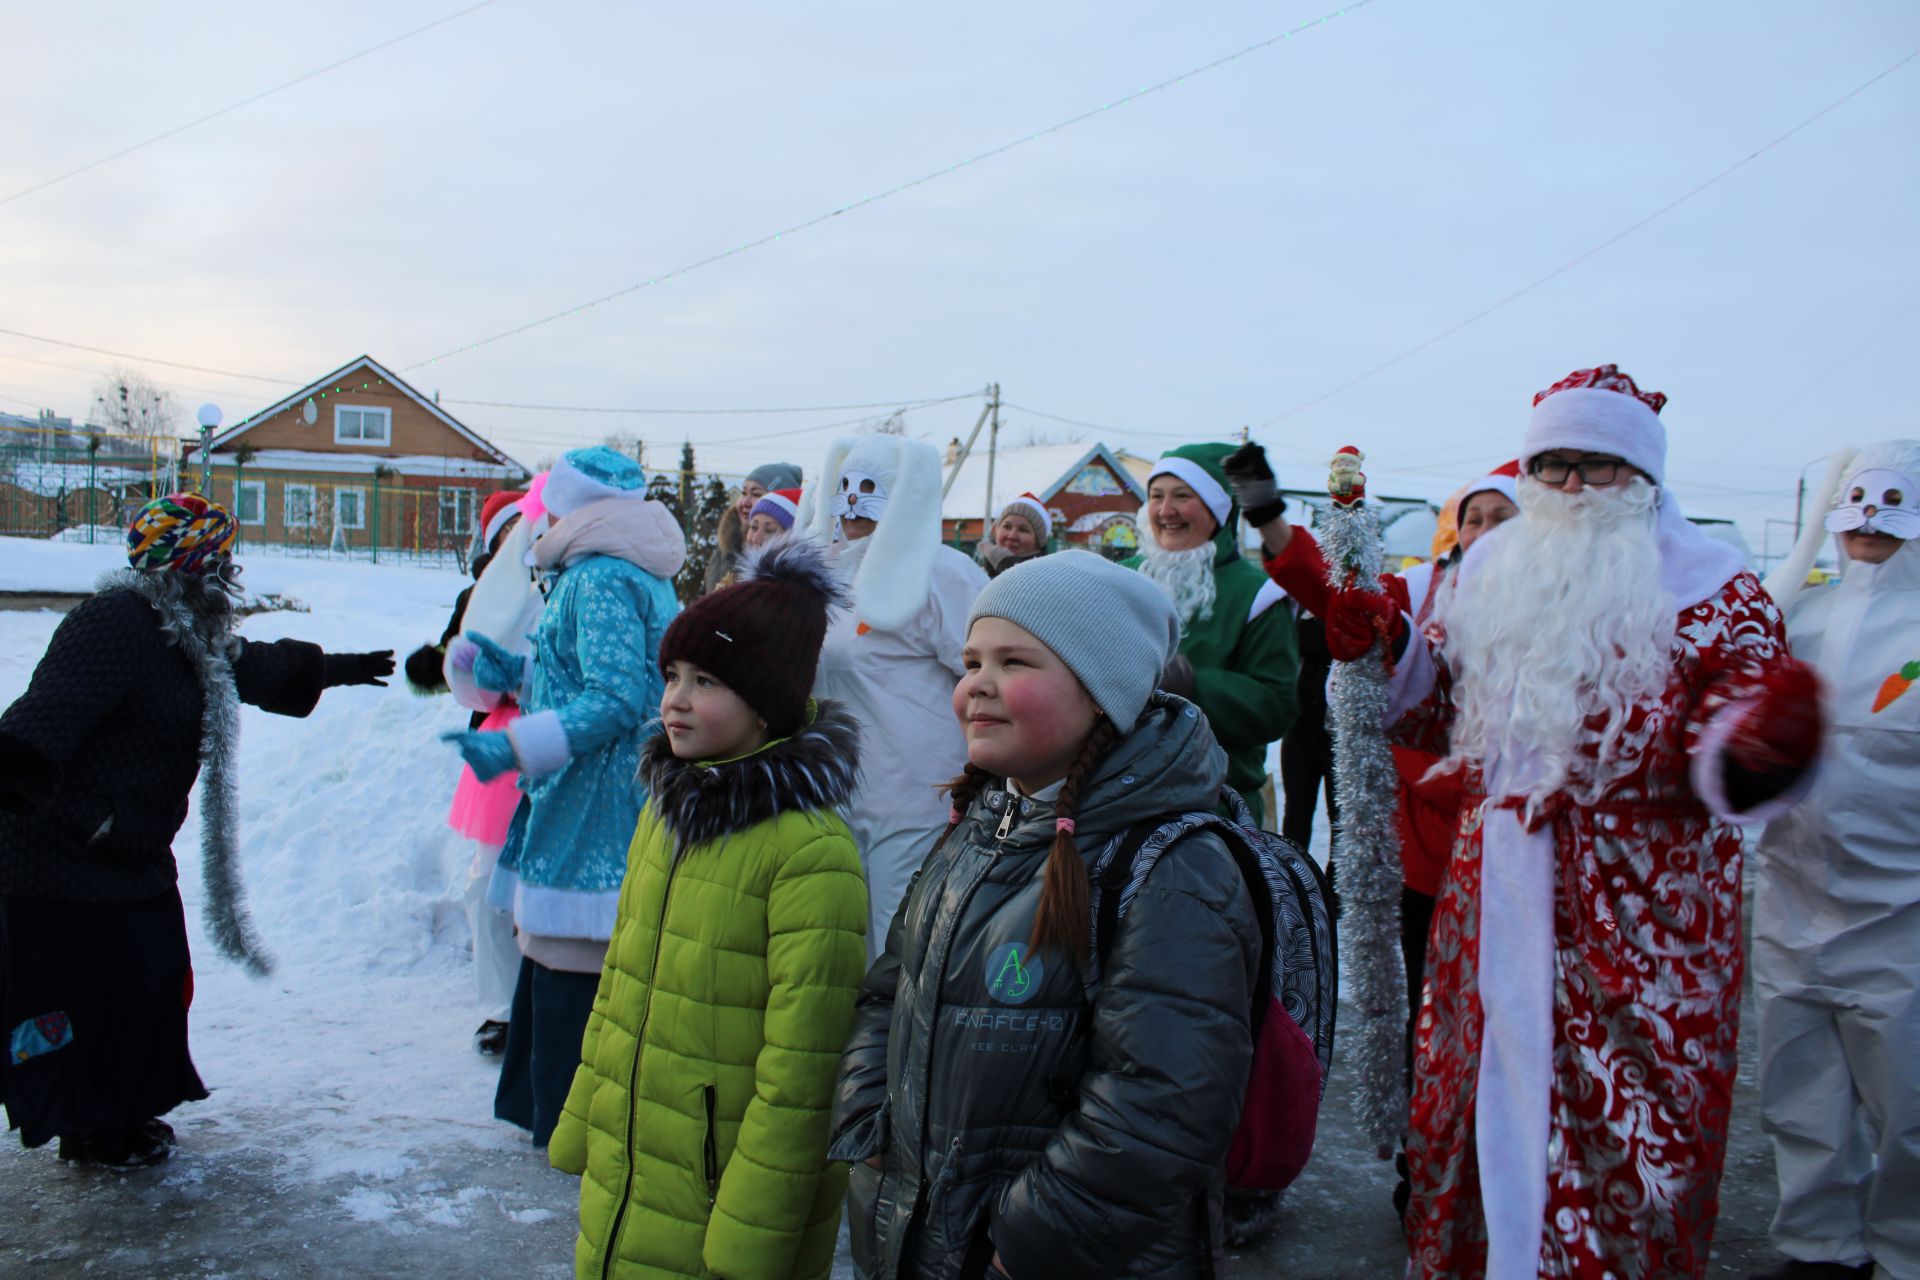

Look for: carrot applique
[1872,660,1920,713]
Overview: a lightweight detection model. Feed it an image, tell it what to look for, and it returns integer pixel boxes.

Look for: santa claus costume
[800,436,988,952]
[1349,367,1821,1278]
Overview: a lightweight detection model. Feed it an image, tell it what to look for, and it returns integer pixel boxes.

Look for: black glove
[1159,653,1197,700]
[324,649,396,689]
[1222,441,1286,527]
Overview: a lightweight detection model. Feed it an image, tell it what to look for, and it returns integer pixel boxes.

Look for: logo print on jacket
[986,942,1043,1006]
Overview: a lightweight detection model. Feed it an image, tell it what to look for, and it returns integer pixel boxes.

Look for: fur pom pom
[738,535,852,613]
[405,643,449,695]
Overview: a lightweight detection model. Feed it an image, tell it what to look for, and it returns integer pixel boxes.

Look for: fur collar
[640,699,860,855]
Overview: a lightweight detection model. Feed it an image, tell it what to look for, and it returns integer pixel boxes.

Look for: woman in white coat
[1752,439,1920,1280]
[801,435,988,951]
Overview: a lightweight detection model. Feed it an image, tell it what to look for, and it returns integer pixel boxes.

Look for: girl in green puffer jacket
[550,538,868,1280]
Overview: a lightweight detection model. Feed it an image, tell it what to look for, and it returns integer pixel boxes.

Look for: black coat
[829,695,1261,1280]
[0,588,331,903]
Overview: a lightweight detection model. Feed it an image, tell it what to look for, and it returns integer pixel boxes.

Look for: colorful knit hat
[126,493,237,574]
[658,536,850,736]
[749,487,802,531]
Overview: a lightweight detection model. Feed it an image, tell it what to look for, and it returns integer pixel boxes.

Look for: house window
[334,405,391,446]
[438,486,476,535]
[235,481,266,526]
[334,488,367,531]
[285,484,317,529]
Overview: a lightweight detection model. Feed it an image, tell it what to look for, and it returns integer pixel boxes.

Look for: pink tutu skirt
[448,704,524,844]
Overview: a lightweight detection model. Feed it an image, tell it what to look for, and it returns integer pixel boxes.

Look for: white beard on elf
[1136,539,1218,624]
[1340,365,1825,1280]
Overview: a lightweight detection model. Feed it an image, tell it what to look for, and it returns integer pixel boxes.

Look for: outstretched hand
[325,650,395,688]
[1222,441,1286,527]
[442,730,519,782]
[463,632,526,695]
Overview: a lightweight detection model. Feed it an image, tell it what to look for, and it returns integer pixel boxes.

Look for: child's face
[661,660,768,761]
[955,616,1100,793]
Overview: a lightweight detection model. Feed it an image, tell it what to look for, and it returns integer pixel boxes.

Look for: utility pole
[982,382,1001,541]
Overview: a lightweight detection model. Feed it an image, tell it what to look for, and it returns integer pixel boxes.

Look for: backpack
[1085,786,1337,1192]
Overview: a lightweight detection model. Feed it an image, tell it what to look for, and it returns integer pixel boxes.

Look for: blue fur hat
[545,446,647,516]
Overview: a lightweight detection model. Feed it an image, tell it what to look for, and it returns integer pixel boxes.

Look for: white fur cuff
[508,709,572,778]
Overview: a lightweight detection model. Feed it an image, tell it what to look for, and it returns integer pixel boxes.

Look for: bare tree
[603,430,647,466]
[88,368,179,452]
[1013,425,1087,448]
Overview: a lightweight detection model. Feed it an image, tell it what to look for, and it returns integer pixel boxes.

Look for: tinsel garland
[1322,450,1409,1149]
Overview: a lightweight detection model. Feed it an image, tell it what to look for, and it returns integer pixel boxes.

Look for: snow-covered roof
[212,448,523,481]
[2,460,153,497]
[941,442,1145,521]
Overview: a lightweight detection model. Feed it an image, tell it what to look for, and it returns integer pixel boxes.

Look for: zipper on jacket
[994,803,1017,842]
[600,857,681,1280]
[702,1084,720,1205]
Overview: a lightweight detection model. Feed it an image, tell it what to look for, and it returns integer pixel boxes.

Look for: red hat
[996,493,1052,541]
[658,536,849,736]
[480,489,527,550]
[1455,460,1520,526]
[749,487,803,531]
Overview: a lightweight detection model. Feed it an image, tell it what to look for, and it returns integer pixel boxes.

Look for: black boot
[474,1020,509,1057]
[57,1126,169,1169]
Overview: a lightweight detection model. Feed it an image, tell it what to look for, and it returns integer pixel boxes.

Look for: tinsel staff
[1321,445,1409,1150]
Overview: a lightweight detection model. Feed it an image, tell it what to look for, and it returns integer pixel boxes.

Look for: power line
[1257,48,1920,429]
[0,327,299,385]
[1,0,503,209]
[440,390,979,415]
[402,0,1381,371]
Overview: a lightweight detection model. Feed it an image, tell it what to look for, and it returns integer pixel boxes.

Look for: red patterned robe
[1392,571,1801,1278]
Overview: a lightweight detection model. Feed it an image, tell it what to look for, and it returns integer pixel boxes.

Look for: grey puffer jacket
[829,694,1261,1280]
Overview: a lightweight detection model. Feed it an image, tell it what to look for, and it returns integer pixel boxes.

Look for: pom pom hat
[997,493,1052,542]
[749,487,802,531]
[658,536,851,737]
[127,493,237,574]
[543,446,648,517]
[967,550,1182,729]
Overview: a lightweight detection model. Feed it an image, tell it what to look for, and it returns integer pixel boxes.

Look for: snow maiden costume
[0,494,392,1167]
[800,434,988,951]
[1369,368,1823,1277]
[551,538,867,1280]
[445,447,684,1145]
[1752,439,1920,1280]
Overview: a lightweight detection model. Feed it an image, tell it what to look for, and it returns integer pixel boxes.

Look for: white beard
[1139,541,1217,625]
[1438,477,1674,806]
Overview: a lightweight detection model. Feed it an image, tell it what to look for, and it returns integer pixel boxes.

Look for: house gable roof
[941,441,1147,521]
[198,355,528,473]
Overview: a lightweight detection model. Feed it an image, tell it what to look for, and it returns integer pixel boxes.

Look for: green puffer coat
[550,701,868,1280]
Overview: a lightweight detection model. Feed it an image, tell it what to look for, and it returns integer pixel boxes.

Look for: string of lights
[0,0,503,209]
[401,0,1380,372]
[1255,47,1920,429]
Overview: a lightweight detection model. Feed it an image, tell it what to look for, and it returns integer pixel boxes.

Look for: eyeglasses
[1528,455,1626,486]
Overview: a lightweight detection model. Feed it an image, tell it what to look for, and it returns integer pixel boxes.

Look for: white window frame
[333,405,392,447]
[438,486,477,536]
[334,487,367,531]
[284,484,317,530]
[235,480,266,527]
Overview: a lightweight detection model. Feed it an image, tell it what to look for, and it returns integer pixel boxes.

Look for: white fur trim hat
[1522,365,1668,486]
[544,446,648,517]
[1148,452,1233,529]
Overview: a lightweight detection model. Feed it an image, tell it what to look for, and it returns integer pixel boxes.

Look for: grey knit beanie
[747,461,803,491]
[967,550,1181,728]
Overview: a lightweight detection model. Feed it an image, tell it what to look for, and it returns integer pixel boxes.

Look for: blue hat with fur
[545,446,647,516]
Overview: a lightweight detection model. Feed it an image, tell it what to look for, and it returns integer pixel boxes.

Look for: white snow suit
[1756,438,1920,1278]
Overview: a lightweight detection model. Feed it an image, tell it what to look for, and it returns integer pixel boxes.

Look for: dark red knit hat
[658,536,849,735]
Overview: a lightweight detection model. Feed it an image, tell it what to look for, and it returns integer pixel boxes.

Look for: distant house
[0,408,167,537]
[186,356,529,556]
[941,441,1148,555]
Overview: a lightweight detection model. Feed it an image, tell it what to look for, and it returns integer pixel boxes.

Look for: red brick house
[186,356,528,556]
[941,442,1147,556]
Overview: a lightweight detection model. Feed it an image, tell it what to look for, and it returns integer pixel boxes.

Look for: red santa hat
[749,487,802,530]
[1455,460,1520,526]
[480,489,526,550]
[1524,365,1668,484]
[996,493,1052,541]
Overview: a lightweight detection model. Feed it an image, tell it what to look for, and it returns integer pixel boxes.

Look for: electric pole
[983,382,1001,540]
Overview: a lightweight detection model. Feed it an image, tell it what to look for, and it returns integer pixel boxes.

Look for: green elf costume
[1125,442,1300,825]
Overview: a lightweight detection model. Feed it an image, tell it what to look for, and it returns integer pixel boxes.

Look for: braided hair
[1030,717,1121,958]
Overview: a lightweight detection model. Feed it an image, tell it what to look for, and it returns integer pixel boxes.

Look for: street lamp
[196,403,222,492]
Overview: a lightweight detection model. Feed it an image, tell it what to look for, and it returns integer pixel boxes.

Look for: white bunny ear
[1765,446,1857,606]
[852,437,942,632]
[801,436,857,542]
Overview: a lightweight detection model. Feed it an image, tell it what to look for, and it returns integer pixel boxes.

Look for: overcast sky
[4,1,1916,556]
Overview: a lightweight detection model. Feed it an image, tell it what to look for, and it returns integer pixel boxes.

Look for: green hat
[1149,443,1238,532]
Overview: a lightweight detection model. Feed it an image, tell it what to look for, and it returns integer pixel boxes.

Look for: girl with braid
[830,552,1264,1280]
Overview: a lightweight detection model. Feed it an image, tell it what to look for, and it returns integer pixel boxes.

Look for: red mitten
[1726,661,1823,775]
[1326,587,1402,663]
